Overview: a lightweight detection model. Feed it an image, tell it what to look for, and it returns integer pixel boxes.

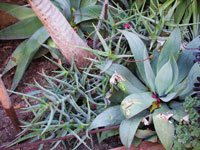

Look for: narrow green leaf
[153,111,174,150]
[174,0,188,24]
[121,92,154,119]
[155,59,173,96]
[10,27,49,90]
[157,28,181,72]
[121,30,150,83]
[120,111,148,148]
[9,132,40,147]
[0,16,42,40]
[89,105,125,130]
[2,40,28,75]
[0,2,35,20]
[93,25,109,52]
[41,106,55,135]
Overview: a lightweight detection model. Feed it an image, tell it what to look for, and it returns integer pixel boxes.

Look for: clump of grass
[9,57,109,149]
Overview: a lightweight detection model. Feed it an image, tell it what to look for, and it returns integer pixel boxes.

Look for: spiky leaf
[0,2,35,20]
[0,16,42,40]
[10,27,49,90]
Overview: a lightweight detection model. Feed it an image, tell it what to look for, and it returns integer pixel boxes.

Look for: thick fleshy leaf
[150,51,159,74]
[70,0,81,10]
[144,52,156,92]
[153,112,174,150]
[157,28,181,72]
[121,30,150,83]
[10,27,49,90]
[100,129,119,143]
[120,111,148,148]
[165,56,179,94]
[98,63,147,92]
[0,2,35,20]
[135,129,156,139]
[169,101,187,122]
[160,92,177,102]
[89,105,125,130]
[80,0,97,8]
[121,92,154,119]
[74,5,102,24]
[177,35,200,83]
[178,63,200,96]
[108,88,128,105]
[0,16,42,40]
[155,59,173,96]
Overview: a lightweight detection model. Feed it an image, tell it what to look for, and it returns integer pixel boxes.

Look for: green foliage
[0,0,101,90]
[9,58,108,149]
[89,28,200,149]
[120,111,148,148]
[173,97,200,150]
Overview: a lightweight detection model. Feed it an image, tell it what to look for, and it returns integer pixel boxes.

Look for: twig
[0,75,21,132]
[1,125,120,150]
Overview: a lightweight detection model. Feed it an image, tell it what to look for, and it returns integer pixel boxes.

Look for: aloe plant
[89,28,200,149]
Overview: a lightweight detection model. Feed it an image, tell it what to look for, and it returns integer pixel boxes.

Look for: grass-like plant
[8,57,109,149]
[89,28,200,150]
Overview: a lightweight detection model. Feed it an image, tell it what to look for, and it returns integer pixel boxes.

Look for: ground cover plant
[8,58,109,149]
[1,0,200,149]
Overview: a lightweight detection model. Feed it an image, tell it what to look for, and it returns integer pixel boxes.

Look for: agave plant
[89,28,200,150]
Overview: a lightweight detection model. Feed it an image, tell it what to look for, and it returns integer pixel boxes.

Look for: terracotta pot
[110,141,165,150]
